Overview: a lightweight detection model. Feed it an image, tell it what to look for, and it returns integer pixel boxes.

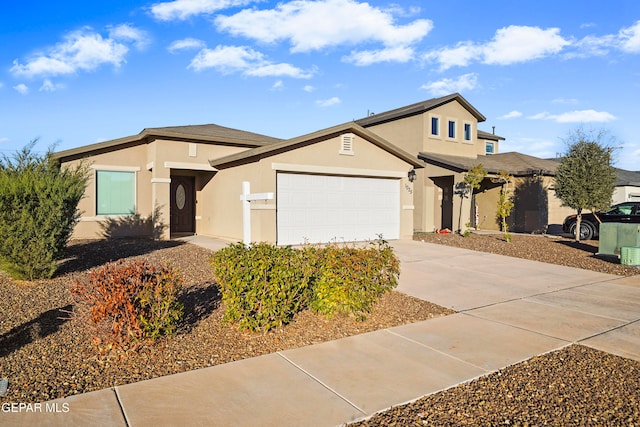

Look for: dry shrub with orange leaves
[70,259,183,353]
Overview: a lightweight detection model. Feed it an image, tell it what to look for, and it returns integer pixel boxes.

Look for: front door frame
[170,175,195,235]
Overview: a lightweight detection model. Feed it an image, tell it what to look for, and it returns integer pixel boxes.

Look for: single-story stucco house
[55,121,422,244]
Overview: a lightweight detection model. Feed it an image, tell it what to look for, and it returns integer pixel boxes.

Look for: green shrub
[211,243,313,333]
[70,260,184,351]
[211,239,400,331]
[0,142,88,279]
[309,240,400,320]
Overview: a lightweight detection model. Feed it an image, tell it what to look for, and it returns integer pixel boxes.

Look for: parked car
[562,202,640,240]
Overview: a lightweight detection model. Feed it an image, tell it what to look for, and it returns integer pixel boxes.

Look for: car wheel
[570,222,594,240]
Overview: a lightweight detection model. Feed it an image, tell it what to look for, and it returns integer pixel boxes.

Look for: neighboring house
[55,122,422,244]
[613,169,640,204]
[355,93,508,233]
[419,151,573,233]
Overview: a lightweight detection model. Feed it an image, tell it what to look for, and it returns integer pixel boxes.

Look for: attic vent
[340,133,354,155]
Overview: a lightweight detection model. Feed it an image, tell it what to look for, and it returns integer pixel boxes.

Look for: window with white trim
[339,133,354,155]
[96,170,136,215]
[485,141,495,155]
[463,123,472,141]
[430,116,439,136]
[448,120,456,139]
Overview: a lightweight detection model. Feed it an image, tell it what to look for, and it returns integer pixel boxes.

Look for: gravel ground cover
[2,234,639,426]
[415,232,640,276]
[0,239,450,404]
[352,344,640,426]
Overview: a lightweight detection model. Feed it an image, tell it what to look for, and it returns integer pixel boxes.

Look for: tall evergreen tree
[554,128,617,242]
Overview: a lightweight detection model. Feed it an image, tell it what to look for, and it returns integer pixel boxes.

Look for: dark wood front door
[170,176,195,234]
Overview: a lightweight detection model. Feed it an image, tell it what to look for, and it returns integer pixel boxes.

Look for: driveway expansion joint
[275,351,367,416]
[113,387,130,427]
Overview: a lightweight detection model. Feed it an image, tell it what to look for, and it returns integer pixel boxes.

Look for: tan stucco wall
[365,101,485,159]
[206,133,416,244]
[64,132,416,244]
[63,139,249,239]
[475,176,575,233]
[363,100,490,233]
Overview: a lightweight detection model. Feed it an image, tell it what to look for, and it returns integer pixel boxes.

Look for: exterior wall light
[408,169,417,182]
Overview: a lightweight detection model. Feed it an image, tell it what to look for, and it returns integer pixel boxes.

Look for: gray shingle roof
[419,151,560,176]
[615,168,640,186]
[355,93,487,127]
[54,124,282,161]
[145,124,283,145]
[209,122,424,170]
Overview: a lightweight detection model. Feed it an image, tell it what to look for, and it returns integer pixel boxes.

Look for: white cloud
[316,96,341,107]
[303,85,314,92]
[13,84,29,95]
[420,73,478,96]
[619,20,640,53]
[168,38,206,53]
[189,45,262,72]
[188,45,314,78]
[483,26,570,65]
[343,46,415,66]
[39,79,64,92]
[569,34,616,58]
[108,24,150,50]
[528,109,616,123]
[425,26,570,70]
[150,0,254,21]
[423,42,480,70]
[271,80,284,90]
[10,26,141,78]
[499,110,522,120]
[215,0,432,57]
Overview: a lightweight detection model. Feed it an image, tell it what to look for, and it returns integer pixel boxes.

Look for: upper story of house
[355,93,504,159]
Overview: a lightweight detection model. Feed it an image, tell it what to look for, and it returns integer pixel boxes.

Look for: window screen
[96,170,135,215]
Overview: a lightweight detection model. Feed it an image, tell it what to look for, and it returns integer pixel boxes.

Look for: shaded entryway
[431,176,454,230]
[170,175,195,235]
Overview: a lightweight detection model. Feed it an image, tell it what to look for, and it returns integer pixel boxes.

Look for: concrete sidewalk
[5,238,640,426]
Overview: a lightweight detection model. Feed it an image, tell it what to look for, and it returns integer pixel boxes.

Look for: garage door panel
[277,173,400,245]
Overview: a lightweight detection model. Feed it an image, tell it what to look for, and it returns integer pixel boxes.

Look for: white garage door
[277,173,400,245]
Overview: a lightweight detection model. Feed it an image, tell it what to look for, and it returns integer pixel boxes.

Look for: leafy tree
[0,141,88,279]
[456,163,487,234]
[494,170,515,242]
[553,128,617,242]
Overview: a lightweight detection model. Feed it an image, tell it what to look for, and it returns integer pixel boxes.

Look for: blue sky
[1,0,639,170]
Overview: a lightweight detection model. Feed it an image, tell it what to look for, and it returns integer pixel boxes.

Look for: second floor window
[485,141,495,154]
[431,117,439,136]
[448,120,456,139]
[464,123,471,141]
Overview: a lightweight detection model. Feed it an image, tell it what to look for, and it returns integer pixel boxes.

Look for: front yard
[0,238,449,403]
